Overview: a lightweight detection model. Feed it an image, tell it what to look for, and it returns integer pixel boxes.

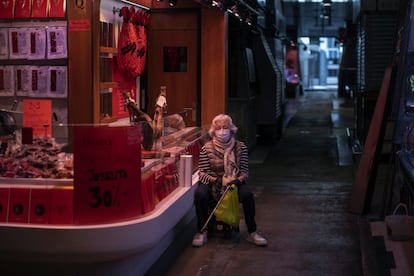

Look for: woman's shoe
[192,231,208,247]
[247,232,267,246]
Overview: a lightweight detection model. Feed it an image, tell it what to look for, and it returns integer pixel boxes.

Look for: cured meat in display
[0,138,73,179]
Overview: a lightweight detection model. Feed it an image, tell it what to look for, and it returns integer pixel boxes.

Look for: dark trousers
[194,182,257,234]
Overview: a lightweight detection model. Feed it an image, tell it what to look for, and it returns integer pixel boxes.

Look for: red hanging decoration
[117,7,150,79]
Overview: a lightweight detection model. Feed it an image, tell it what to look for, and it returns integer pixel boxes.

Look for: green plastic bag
[214,185,240,228]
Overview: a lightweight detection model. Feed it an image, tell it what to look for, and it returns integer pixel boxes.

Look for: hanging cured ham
[117,7,150,79]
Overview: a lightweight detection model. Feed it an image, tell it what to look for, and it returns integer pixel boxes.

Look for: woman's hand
[210,176,222,186]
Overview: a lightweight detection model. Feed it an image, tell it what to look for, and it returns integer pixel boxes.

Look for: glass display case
[0,118,207,225]
[0,120,207,265]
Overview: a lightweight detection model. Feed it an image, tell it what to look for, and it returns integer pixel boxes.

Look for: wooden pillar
[67,0,95,124]
[201,9,227,127]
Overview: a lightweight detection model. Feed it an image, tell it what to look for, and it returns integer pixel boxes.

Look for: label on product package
[73,125,142,224]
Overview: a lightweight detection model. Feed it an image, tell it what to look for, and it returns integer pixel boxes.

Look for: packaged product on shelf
[14,0,31,19]
[29,66,49,97]
[46,26,67,59]
[49,0,66,18]
[31,0,48,18]
[0,66,15,97]
[27,27,46,60]
[15,66,31,96]
[48,66,67,98]
[0,0,14,19]
[0,28,9,60]
[8,28,30,59]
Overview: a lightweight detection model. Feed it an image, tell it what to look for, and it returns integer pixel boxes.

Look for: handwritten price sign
[22,99,52,138]
[73,125,142,224]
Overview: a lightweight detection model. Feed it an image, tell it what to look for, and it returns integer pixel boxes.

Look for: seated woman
[192,114,267,247]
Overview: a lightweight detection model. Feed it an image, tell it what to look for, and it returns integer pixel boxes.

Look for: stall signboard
[22,99,52,139]
[73,125,142,224]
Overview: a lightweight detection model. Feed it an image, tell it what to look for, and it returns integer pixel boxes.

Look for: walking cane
[200,184,233,233]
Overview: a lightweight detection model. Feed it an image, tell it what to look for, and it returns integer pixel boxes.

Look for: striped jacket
[198,140,249,185]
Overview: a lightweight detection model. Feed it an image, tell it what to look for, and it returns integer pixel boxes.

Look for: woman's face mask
[215,128,231,143]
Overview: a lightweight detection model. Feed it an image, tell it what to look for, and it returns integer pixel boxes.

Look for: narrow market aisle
[148,90,363,276]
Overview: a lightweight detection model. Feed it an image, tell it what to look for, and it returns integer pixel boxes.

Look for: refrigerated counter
[0,126,207,274]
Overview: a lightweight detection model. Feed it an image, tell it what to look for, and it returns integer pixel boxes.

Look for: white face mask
[215,128,231,143]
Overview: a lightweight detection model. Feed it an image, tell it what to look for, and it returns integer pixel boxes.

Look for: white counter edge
[0,173,200,263]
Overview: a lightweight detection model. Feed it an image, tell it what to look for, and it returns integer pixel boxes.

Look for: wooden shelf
[100,46,117,54]
[100,116,118,124]
[99,82,119,89]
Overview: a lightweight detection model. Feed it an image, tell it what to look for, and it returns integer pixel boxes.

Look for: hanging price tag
[73,125,142,224]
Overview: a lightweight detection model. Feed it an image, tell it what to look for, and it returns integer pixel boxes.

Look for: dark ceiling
[281,1,354,38]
